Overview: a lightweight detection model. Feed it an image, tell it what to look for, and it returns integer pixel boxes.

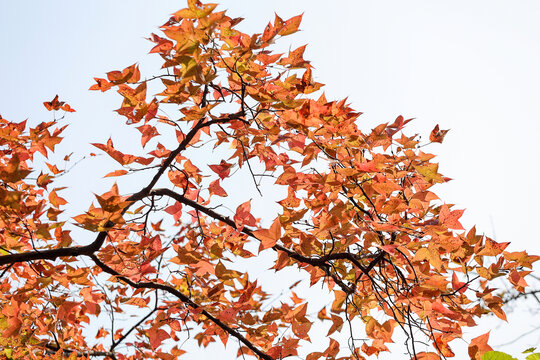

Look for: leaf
[233,200,257,228]
[415,163,444,183]
[415,353,442,360]
[174,0,218,19]
[106,63,141,85]
[148,328,169,350]
[209,179,227,197]
[209,160,233,180]
[278,14,303,36]
[482,351,517,360]
[137,124,160,147]
[165,201,183,222]
[469,332,493,360]
[429,124,449,143]
[92,138,153,165]
[254,218,281,251]
[218,307,238,323]
[439,204,465,230]
[326,314,343,336]
[43,94,76,112]
[89,77,112,91]
[413,247,443,270]
[104,170,129,178]
[49,189,67,208]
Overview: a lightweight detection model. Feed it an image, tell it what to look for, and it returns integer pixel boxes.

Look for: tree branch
[0,112,245,267]
[149,188,384,293]
[89,254,273,360]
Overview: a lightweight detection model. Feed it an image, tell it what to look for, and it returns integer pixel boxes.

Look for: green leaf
[523,348,537,354]
[526,354,540,360]
[482,351,517,360]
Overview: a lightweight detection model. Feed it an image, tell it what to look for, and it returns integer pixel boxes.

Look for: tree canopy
[0,1,538,359]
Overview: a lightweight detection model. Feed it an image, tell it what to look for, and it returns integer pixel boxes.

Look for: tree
[0,1,537,359]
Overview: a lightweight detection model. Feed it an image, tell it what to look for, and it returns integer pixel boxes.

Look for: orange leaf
[468,332,492,360]
[234,200,257,228]
[104,170,129,178]
[209,160,233,180]
[209,179,227,197]
[439,204,465,230]
[278,14,303,36]
[148,328,169,350]
[429,124,449,143]
[254,218,281,251]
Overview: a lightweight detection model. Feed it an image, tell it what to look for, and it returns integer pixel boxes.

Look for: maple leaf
[278,14,303,36]
[254,218,281,251]
[468,332,493,360]
[209,160,233,180]
[234,200,257,228]
[165,201,183,222]
[137,124,160,147]
[413,247,443,271]
[439,204,465,230]
[209,179,227,197]
[429,124,449,143]
[43,95,76,112]
[148,328,169,350]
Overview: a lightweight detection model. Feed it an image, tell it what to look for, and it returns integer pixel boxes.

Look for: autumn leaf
[43,95,76,112]
[234,200,257,228]
[413,247,443,271]
[429,124,449,143]
[468,332,493,360]
[209,179,227,197]
[278,14,303,36]
[439,204,465,230]
[137,124,160,147]
[165,201,183,222]
[254,218,281,251]
[104,169,129,178]
[209,160,233,180]
[148,328,169,350]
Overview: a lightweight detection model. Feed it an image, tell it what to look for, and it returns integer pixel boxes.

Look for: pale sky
[1,1,539,358]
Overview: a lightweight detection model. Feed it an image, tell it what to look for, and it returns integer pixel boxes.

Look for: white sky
[1,1,539,358]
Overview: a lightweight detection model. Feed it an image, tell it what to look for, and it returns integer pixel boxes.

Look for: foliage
[482,348,540,360]
[0,1,537,359]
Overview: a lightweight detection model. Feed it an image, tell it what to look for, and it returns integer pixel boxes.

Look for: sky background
[1,1,540,358]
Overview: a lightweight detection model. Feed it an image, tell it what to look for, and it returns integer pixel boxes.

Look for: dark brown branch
[149,188,386,293]
[44,343,116,358]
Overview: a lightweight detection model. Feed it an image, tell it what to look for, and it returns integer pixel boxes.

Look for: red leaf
[209,179,227,197]
[43,95,75,112]
[209,160,233,180]
[89,77,112,92]
[234,200,257,228]
[104,170,129,178]
[148,328,169,350]
[429,124,449,143]
[165,201,183,222]
[137,124,160,147]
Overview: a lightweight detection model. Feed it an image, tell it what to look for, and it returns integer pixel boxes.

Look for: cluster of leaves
[0,1,538,359]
